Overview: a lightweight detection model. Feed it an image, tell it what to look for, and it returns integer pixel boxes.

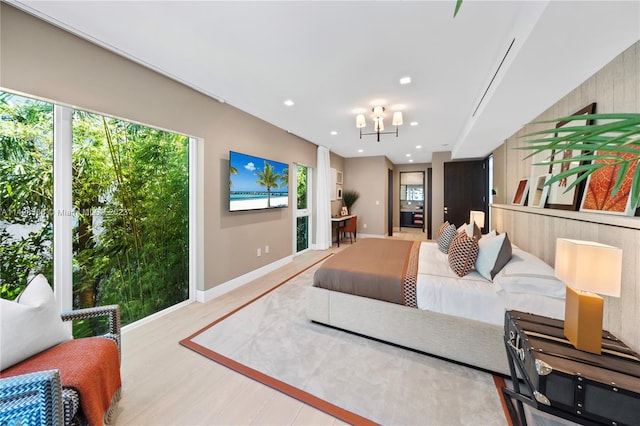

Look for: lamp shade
[469,210,485,227]
[554,238,622,297]
[356,114,366,128]
[392,111,403,126]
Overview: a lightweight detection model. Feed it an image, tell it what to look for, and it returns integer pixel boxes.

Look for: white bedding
[416,241,565,326]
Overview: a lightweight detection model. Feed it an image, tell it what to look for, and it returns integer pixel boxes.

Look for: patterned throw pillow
[435,221,448,240]
[437,223,458,253]
[448,232,480,277]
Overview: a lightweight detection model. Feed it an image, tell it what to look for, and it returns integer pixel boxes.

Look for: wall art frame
[545,103,596,210]
[512,178,530,205]
[529,173,551,208]
[579,153,640,216]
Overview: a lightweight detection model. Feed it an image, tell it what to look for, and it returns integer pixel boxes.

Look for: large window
[0,93,54,299]
[295,164,311,253]
[71,110,189,334]
[1,90,191,335]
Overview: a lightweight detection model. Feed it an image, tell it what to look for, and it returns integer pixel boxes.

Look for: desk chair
[342,216,357,244]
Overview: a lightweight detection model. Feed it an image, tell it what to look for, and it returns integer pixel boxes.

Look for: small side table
[502,310,640,426]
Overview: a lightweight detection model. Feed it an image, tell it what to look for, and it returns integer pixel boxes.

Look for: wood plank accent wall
[491,204,639,352]
[491,41,640,352]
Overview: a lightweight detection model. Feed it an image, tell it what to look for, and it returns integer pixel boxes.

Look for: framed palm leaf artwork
[580,148,640,216]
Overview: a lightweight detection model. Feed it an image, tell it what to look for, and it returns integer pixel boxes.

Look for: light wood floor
[113,232,425,425]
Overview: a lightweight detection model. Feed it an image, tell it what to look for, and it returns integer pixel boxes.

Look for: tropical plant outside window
[71,110,189,336]
[296,165,308,252]
[0,93,54,299]
[1,91,190,337]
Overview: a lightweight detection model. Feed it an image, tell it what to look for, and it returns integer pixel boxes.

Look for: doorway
[399,171,425,232]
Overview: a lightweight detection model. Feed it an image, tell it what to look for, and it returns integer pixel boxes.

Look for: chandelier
[356,106,403,142]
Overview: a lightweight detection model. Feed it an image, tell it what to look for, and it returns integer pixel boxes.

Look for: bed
[306,235,566,376]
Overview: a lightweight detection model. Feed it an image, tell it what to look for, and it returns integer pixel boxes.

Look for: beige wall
[430,151,452,234]
[0,4,327,291]
[343,156,389,236]
[490,41,640,350]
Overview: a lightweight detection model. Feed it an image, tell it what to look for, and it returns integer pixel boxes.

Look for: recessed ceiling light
[416,145,422,149]
[284,99,295,106]
[400,76,411,85]
[409,159,414,163]
[410,121,418,126]
[406,153,412,157]
[330,131,338,136]
[358,149,364,153]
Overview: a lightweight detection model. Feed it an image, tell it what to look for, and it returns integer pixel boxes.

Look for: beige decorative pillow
[448,232,480,277]
[0,275,72,370]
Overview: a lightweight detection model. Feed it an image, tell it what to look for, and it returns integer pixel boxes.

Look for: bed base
[306,286,511,376]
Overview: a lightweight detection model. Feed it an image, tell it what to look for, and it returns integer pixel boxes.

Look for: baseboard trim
[196,255,294,303]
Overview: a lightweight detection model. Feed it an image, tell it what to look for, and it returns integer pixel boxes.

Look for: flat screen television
[229,151,289,212]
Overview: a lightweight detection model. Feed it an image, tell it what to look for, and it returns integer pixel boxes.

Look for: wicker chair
[0,305,121,425]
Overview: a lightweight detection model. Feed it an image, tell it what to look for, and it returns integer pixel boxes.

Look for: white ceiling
[10,0,640,164]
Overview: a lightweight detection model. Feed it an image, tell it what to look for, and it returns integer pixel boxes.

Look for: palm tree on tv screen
[254,161,281,208]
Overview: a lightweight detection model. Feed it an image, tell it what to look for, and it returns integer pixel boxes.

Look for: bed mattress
[416,242,565,325]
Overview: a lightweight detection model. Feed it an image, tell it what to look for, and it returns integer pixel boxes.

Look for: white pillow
[493,248,566,299]
[0,274,72,370]
[475,232,512,281]
[459,222,481,240]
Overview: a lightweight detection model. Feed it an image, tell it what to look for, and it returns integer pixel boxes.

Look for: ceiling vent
[472,38,516,117]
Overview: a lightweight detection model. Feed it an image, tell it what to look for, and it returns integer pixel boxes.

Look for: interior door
[444,160,488,230]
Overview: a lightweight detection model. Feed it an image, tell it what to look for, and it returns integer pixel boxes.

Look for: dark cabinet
[400,211,424,229]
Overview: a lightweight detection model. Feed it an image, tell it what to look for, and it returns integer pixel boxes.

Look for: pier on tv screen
[229,151,289,212]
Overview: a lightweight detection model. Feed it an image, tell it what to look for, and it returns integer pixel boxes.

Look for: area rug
[180,257,509,425]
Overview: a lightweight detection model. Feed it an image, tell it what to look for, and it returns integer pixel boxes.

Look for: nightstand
[503,310,640,426]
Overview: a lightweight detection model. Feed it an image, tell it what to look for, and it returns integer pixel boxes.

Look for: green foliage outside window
[1,91,189,336]
[0,93,54,299]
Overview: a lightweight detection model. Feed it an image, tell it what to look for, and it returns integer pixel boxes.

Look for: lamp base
[564,285,603,354]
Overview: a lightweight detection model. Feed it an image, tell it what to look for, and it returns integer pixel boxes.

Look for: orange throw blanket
[1,337,121,425]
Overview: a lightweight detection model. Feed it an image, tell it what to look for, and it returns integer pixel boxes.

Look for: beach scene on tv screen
[229,152,289,211]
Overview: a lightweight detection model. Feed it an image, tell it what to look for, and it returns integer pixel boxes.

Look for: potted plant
[342,190,360,215]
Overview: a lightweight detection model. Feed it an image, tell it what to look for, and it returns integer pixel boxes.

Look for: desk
[503,310,640,426]
[331,215,355,247]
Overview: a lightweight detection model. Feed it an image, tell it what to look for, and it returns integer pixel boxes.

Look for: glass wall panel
[71,110,189,335]
[295,165,309,252]
[296,216,308,252]
[0,92,54,298]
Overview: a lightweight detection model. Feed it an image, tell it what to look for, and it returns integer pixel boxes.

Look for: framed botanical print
[580,150,640,216]
[546,103,596,210]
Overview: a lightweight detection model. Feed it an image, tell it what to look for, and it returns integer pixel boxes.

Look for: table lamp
[469,210,485,229]
[554,238,622,354]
